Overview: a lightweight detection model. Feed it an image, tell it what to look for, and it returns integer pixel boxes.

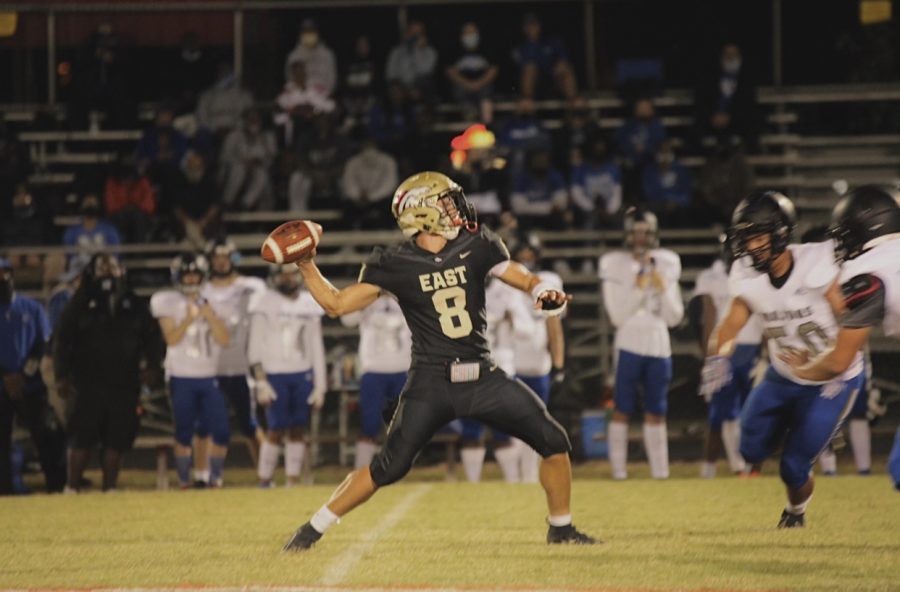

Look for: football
[260,220,323,264]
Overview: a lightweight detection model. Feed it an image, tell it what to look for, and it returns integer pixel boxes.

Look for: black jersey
[358,225,510,366]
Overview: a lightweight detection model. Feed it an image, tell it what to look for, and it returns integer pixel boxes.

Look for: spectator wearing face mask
[569,139,623,229]
[63,193,121,273]
[445,22,498,123]
[511,13,577,100]
[641,141,693,226]
[615,98,667,171]
[695,43,759,150]
[136,105,188,179]
[340,136,398,228]
[385,20,438,103]
[171,151,220,246]
[510,149,568,230]
[283,18,337,97]
[196,61,254,137]
[275,59,336,148]
[496,97,552,180]
[54,254,161,492]
[220,109,277,211]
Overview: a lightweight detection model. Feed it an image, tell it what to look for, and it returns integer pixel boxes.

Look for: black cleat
[283,522,323,551]
[547,523,599,545]
[777,510,805,529]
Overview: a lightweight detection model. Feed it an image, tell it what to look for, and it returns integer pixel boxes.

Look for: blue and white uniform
[730,241,864,489]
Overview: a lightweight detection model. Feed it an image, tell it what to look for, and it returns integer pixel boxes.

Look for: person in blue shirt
[497,97,552,180]
[0,258,66,495]
[135,104,188,177]
[641,142,693,224]
[615,98,667,171]
[62,193,121,272]
[569,139,623,229]
[510,149,568,230]
[511,13,577,99]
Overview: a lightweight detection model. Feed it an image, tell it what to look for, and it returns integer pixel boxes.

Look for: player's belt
[446,358,496,383]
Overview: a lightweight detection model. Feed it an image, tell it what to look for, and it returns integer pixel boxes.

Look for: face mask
[0,276,12,304]
[461,33,479,50]
[301,32,318,48]
[722,58,741,75]
[81,205,101,217]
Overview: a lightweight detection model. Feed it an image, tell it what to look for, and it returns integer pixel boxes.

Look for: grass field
[1,464,898,592]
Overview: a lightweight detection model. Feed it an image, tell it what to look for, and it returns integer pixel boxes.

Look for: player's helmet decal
[830,184,900,262]
[729,190,796,272]
[391,171,477,240]
[170,252,209,294]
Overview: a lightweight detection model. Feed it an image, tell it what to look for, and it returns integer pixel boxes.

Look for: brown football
[260,220,323,264]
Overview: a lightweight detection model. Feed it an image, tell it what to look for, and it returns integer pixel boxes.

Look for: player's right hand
[255,380,278,406]
[699,355,732,401]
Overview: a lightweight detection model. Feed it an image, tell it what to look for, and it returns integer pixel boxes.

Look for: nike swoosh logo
[460,251,472,259]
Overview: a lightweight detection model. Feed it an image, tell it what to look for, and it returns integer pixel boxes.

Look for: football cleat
[283,522,323,552]
[546,523,599,545]
[777,510,805,529]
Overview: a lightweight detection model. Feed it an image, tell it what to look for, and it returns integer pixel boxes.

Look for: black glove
[550,367,565,386]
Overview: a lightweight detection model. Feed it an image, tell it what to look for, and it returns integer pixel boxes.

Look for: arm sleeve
[307,317,327,392]
[840,274,886,329]
[357,247,397,293]
[480,226,511,271]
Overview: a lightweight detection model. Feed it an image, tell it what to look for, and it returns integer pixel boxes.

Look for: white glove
[699,356,732,402]
[307,387,326,409]
[255,379,278,406]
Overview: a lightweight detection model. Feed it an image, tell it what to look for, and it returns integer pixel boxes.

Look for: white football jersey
[693,259,762,345]
[513,270,562,377]
[839,238,900,337]
[341,295,412,374]
[202,275,267,376]
[485,277,535,375]
[729,241,863,384]
[150,289,221,378]
[247,289,326,388]
[599,248,684,358]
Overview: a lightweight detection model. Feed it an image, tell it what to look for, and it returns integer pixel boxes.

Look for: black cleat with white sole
[282,522,323,551]
[777,510,805,528]
[546,523,599,545]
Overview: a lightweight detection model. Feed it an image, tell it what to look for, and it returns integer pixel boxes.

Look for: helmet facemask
[730,222,788,273]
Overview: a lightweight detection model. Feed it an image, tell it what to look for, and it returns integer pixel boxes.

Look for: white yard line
[319,483,433,586]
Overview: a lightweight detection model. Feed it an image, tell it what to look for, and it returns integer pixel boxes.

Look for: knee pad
[780,454,812,490]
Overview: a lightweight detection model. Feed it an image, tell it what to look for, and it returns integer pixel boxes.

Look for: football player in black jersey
[282,171,597,550]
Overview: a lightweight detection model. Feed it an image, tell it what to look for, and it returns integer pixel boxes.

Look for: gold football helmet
[391,171,476,239]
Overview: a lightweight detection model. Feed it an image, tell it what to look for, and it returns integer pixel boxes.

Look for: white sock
[849,419,871,472]
[721,420,746,473]
[608,421,628,480]
[786,494,812,515]
[461,447,486,483]
[257,441,280,482]
[548,513,572,527]
[355,440,378,470]
[819,448,837,474]
[700,461,717,479]
[285,442,306,478]
[495,444,521,483]
[519,440,541,484]
[309,504,340,534]
[643,423,669,479]
[193,469,210,484]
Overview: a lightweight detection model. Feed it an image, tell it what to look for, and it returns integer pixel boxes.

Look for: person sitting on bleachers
[275,60,336,148]
[615,98,667,172]
[445,22,498,124]
[694,42,759,151]
[170,151,220,247]
[220,108,277,211]
[367,82,415,159]
[385,20,438,104]
[496,97,552,179]
[342,35,378,129]
[297,115,349,208]
[196,61,254,139]
[104,155,157,243]
[569,139,623,229]
[510,149,568,230]
[136,105,188,181]
[340,135,398,229]
[553,95,605,174]
[63,193,121,272]
[283,18,337,98]
[511,13,577,100]
[641,141,693,227]
[1,184,50,286]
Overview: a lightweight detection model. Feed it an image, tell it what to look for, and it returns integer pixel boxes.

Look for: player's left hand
[307,387,326,409]
[699,356,732,401]
[778,348,811,369]
[535,289,572,317]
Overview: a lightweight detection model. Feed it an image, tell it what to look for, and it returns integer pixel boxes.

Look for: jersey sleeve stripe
[844,275,883,308]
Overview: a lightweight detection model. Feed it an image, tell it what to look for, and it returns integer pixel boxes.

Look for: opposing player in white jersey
[249,265,326,487]
[189,239,266,486]
[777,185,900,490]
[340,295,411,470]
[511,237,566,483]
[600,207,683,480]
[693,234,762,477]
[459,274,535,482]
[150,254,231,488]
[702,191,864,527]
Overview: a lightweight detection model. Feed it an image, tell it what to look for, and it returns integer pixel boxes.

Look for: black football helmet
[729,191,796,272]
[624,206,659,254]
[830,184,900,262]
[170,252,208,294]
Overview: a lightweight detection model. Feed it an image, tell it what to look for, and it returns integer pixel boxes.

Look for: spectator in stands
[554,95,605,173]
[385,20,438,103]
[298,115,348,207]
[641,141,693,226]
[368,82,415,158]
[497,97,551,179]
[615,98,667,171]
[450,125,509,224]
[283,18,337,97]
[47,266,81,330]
[220,109,277,211]
[342,35,378,129]
[341,136,398,228]
[445,22,498,123]
[197,61,254,138]
[1,185,49,285]
[63,193,121,273]
[569,139,623,229]
[275,60,336,148]
[55,254,161,493]
[136,105,188,179]
[0,258,67,495]
[510,149,568,229]
[512,13,577,100]
[695,43,759,150]
[697,134,755,225]
[169,32,213,114]
[72,22,131,128]
[171,151,220,246]
[104,155,157,243]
